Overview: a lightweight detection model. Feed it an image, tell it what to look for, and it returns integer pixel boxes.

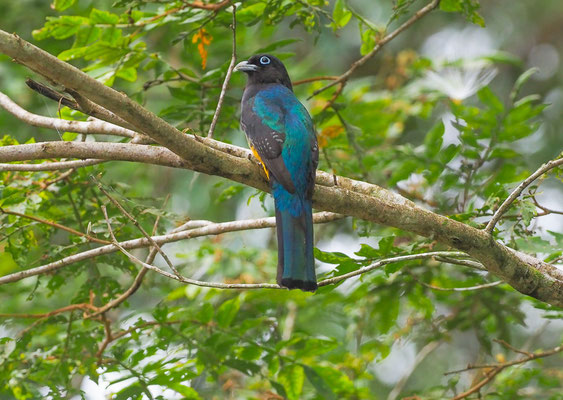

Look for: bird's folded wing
[241,106,297,194]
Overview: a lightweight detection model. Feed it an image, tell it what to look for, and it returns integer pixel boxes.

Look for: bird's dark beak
[234,61,258,73]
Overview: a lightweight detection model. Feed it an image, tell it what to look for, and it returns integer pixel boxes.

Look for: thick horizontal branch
[1,29,563,307]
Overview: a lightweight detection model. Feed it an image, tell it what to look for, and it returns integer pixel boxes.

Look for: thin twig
[88,195,169,318]
[307,0,440,99]
[107,212,474,291]
[39,168,75,189]
[207,4,236,138]
[293,76,339,86]
[435,256,487,271]
[101,205,281,289]
[0,159,105,171]
[94,178,180,277]
[0,212,343,286]
[448,344,563,400]
[0,303,97,319]
[387,341,441,400]
[129,0,232,28]
[531,195,563,216]
[0,207,110,244]
[96,314,114,359]
[0,91,136,138]
[493,338,533,358]
[412,276,503,292]
[485,156,563,232]
[318,252,472,287]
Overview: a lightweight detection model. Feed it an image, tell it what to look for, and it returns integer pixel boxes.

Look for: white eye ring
[259,56,271,65]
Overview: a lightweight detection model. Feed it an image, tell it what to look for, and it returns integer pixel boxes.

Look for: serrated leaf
[53,0,76,11]
[314,248,351,264]
[58,46,88,61]
[89,9,120,25]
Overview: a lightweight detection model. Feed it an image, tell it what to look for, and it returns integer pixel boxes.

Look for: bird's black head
[235,54,293,91]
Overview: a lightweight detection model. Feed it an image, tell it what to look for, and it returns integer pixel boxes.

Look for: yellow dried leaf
[321,125,344,138]
[192,28,212,69]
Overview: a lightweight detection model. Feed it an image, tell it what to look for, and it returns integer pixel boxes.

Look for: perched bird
[235,54,319,292]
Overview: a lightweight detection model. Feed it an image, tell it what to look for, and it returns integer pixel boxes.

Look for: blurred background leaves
[0,0,562,399]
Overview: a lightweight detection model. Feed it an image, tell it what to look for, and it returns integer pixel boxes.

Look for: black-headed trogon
[235,54,319,292]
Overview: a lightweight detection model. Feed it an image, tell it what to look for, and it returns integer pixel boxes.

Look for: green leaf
[53,0,76,11]
[278,364,304,400]
[360,27,375,56]
[216,297,240,328]
[303,365,337,400]
[314,248,352,264]
[389,159,419,186]
[224,359,261,375]
[62,132,78,141]
[439,144,460,164]
[270,380,287,398]
[332,0,352,29]
[547,230,563,248]
[478,86,504,114]
[114,382,145,400]
[510,67,539,103]
[89,9,120,25]
[515,236,553,254]
[167,384,202,399]
[440,0,463,12]
[196,303,214,324]
[440,0,484,26]
[33,16,88,40]
[116,67,138,82]
[58,46,88,61]
[424,121,445,158]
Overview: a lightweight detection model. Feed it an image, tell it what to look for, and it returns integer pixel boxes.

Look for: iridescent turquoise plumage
[236,54,318,292]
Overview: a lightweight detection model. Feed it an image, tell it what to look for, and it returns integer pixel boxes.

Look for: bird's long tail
[275,196,317,292]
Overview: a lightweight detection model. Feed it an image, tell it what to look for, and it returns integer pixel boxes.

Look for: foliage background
[0,0,562,399]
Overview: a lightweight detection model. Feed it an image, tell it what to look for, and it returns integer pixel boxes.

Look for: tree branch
[207,4,236,138]
[0,207,110,245]
[307,0,440,99]
[0,91,135,138]
[485,155,563,232]
[448,344,563,400]
[0,159,104,171]
[1,29,563,307]
[0,212,343,286]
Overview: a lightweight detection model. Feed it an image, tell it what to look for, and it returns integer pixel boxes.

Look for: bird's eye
[259,56,271,65]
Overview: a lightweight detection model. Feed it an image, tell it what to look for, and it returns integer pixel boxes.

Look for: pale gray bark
[1,29,562,307]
